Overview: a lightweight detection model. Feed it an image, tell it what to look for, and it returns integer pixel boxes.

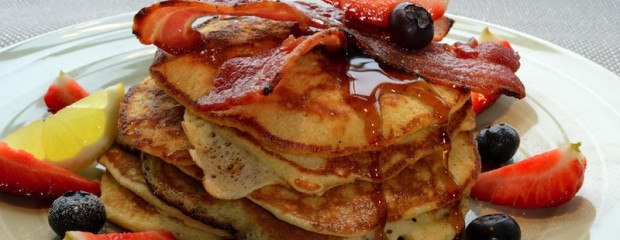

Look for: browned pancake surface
[118,78,193,166]
[247,131,479,236]
[150,16,471,158]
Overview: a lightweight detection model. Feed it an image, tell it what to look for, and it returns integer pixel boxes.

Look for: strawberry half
[471,92,501,115]
[44,71,89,113]
[471,143,587,208]
[321,0,448,27]
[0,142,100,199]
[64,231,176,240]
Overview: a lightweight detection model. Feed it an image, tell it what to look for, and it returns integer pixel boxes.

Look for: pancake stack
[99,16,480,240]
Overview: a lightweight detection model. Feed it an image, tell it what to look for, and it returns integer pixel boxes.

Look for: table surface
[1,0,619,76]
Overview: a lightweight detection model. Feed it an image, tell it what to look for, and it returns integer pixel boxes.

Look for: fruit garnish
[49,191,106,237]
[0,142,100,199]
[464,214,521,240]
[388,2,434,50]
[44,71,90,114]
[322,0,448,27]
[471,143,587,208]
[3,83,124,171]
[476,123,520,171]
[480,27,512,49]
[63,231,177,240]
[471,91,500,115]
[471,27,513,115]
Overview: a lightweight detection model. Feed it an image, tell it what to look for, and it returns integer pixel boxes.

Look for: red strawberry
[44,71,89,113]
[471,92,501,115]
[471,143,587,208]
[0,142,100,199]
[64,231,176,240]
[321,0,448,27]
[479,27,512,49]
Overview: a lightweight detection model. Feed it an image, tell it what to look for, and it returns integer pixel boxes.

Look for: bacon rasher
[346,27,525,98]
[197,28,346,111]
[133,0,336,55]
[134,0,525,111]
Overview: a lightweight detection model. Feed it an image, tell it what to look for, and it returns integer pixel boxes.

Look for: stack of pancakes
[99,16,480,240]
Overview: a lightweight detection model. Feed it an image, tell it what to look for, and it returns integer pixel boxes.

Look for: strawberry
[44,71,89,113]
[471,91,501,115]
[479,27,512,49]
[471,143,587,208]
[63,231,176,240]
[321,0,448,27]
[471,27,513,115]
[0,142,100,199]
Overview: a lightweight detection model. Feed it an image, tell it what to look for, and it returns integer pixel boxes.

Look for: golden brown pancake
[98,146,230,238]
[100,172,221,240]
[121,76,474,199]
[117,77,194,166]
[184,101,475,197]
[140,153,470,240]
[245,132,479,236]
[150,17,472,159]
[108,14,481,240]
[182,110,285,199]
[142,152,341,240]
[148,16,476,199]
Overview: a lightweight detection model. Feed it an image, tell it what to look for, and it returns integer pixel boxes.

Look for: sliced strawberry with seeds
[471,91,501,115]
[321,0,448,27]
[63,231,176,240]
[44,71,89,113]
[0,142,100,199]
[471,143,587,208]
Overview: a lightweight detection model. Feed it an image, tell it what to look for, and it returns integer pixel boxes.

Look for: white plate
[1,11,619,240]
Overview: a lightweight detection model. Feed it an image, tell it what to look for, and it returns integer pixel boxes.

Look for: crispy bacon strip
[133,0,454,55]
[196,28,346,111]
[433,16,454,41]
[133,0,330,54]
[136,0,523,110]
[347,27,526,99]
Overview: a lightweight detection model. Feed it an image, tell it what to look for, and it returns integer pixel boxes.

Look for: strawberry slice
[471,27,513,115]
[44,71,89,113]
[0,142,100,199]
[321,0,448,27]
[480,27,512,49]
[471,143,587,208]
[471,91,501,115]
[64,231,176,240]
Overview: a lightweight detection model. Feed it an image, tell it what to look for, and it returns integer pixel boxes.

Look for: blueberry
[48,191,106,237]
[388,2,434,50]
[476,123,520,170]
[465,214,521,240]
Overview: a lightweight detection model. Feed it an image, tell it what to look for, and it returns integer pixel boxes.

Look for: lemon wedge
[3,83,124,171]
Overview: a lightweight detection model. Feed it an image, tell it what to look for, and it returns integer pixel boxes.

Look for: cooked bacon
[133,0,333,55]
[136,0,524,110]
[433,16,454,41]
[346,27,526,99]
[196,28,346,111]
[133,0,457,55]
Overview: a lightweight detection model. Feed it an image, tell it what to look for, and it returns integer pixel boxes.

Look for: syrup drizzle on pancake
[341,56,450,146]
[337,56,461,237]
[369,162,388,240]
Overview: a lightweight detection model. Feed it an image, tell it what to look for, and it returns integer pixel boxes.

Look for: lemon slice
[3,83,125,171]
